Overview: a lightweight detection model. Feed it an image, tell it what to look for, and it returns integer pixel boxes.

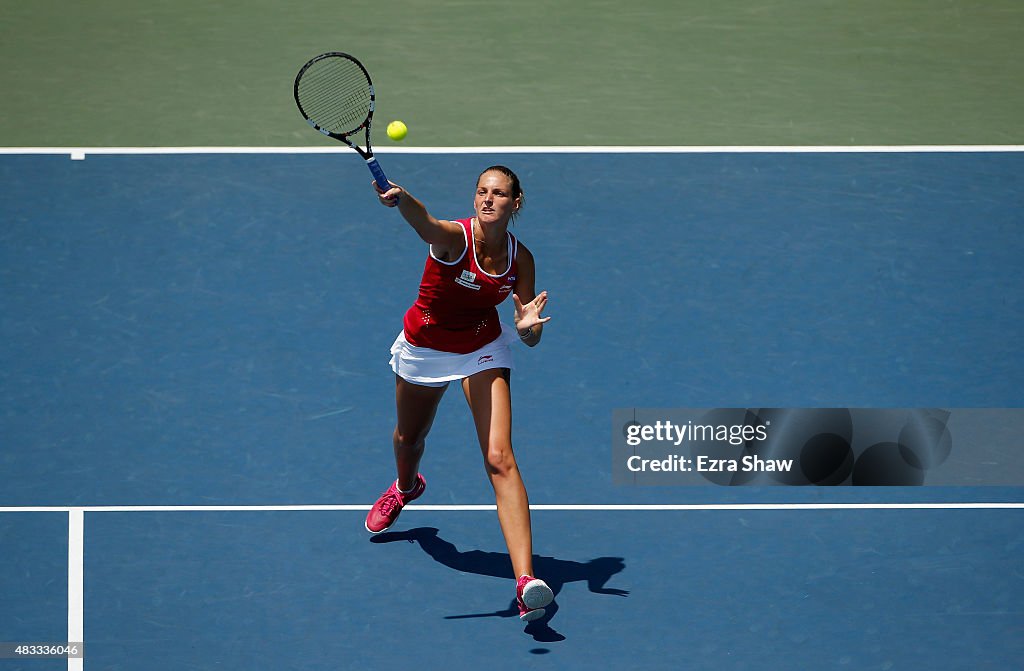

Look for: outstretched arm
[374,181,465,257]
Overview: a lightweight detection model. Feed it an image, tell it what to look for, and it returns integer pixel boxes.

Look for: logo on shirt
[455,269,481,290]
[478,355,494,365]
[500,272,515,294]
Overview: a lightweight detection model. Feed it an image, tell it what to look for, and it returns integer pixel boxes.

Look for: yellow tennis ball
[386,120,408,141]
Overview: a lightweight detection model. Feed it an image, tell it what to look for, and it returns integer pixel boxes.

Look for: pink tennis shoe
[516,575,554,621]
[365,474,426,533]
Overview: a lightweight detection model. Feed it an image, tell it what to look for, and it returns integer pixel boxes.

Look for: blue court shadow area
[82,508,1021,670]
[0,513,70,671]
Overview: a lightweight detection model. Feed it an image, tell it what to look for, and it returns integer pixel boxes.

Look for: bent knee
[484,444,518,477]
[393,427,427,451]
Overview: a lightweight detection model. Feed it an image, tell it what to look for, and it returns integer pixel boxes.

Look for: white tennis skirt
[389,323,517,387]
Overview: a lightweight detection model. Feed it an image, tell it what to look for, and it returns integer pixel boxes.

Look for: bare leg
[461,368,535,579]
[393,375,447,490]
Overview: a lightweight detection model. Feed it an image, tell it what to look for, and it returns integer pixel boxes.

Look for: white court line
[67,509,83,671]
[1,502,1020,513]
[0,145,1023,158]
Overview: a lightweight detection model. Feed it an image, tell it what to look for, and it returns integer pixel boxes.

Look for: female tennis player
[365,165,555,622]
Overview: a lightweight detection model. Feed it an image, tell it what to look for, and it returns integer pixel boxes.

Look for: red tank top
[403,218,518,354]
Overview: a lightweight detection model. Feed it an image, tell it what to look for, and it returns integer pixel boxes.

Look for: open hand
[513,291,550,331]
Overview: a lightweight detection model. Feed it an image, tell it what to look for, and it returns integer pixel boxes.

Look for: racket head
[294,52,376,142]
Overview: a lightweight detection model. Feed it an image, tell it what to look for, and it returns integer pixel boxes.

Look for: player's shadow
[371,527,628,642]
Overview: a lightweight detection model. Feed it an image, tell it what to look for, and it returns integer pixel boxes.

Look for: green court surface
[2,0,1022,147]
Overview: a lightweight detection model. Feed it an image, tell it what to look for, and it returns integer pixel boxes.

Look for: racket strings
[296,57,373,136]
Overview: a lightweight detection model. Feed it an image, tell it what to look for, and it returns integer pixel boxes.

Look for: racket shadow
[370,527,629,642]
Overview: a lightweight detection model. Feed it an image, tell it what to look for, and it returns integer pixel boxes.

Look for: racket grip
[366,157,392,193]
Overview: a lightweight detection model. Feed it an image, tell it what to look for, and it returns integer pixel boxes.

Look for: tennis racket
[293,52,391,192]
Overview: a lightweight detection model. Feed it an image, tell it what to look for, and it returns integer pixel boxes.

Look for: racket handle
[366,157,392,193]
